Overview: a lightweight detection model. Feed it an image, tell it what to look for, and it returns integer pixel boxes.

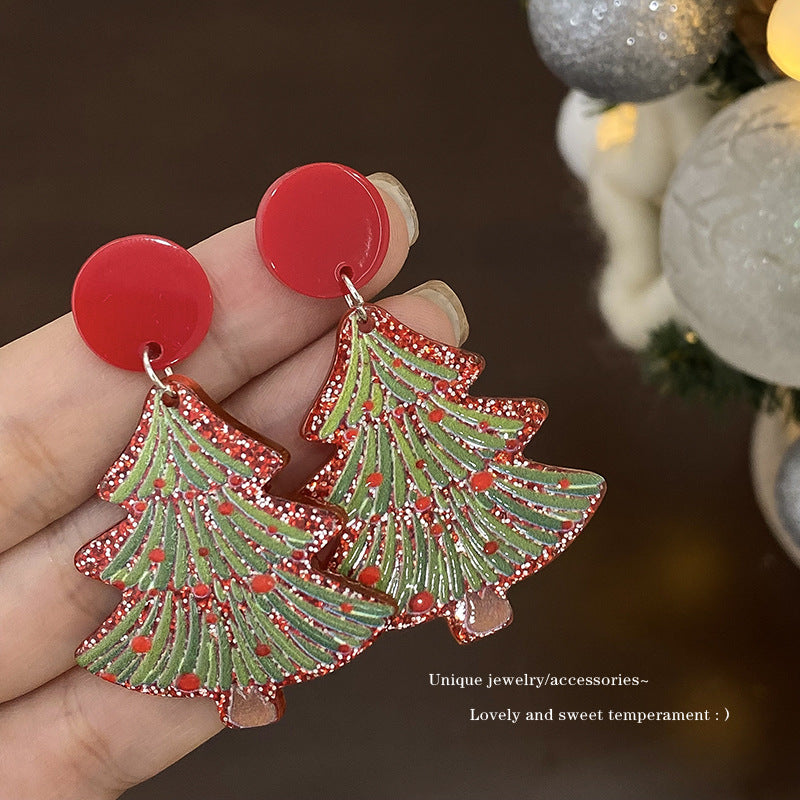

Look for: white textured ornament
[556,90,605,182]
[661,80,800,386]
[751,405,800,569]
[585,86,720,349]
[526,0,736,103]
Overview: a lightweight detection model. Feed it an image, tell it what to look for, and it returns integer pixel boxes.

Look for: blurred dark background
[2,2,799,798]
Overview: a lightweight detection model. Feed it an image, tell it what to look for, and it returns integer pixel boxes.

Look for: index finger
[0,174,416,552]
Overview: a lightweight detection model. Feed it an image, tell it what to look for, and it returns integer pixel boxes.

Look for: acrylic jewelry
[71,234,394,726]
[255,163,606,643]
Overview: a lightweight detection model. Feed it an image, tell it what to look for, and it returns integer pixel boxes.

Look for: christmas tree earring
[254,163,607,644]
[70,234,395,727]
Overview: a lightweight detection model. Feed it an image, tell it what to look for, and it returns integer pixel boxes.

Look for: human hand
[0,174,468,800]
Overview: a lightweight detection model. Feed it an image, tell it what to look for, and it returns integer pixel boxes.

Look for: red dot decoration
[414,495,433,512]
[255,643,271,657]
[428,409,445,423]
[408,591,434,614]
[218,502,234,516]
[340,602,354,613]
[255,163,390,298]
[358,566,381,586]
[470,471,494,492]
[483,541,499,555]
[71,235,213,371]
[192,583,211,599]
[251,574,276,593]
[366,472,383,487]
[131,636,152,653]
[176,672,201,692]
[148,548,165,563]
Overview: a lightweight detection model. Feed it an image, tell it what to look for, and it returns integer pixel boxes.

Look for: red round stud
[358,565,381,586]
[408,591,435,614]
[176,672,201,692]
[71,235,213,371]
[414,495,433,512]
[192,583,211,599]
[251,574,276,593]
[470,471,494,492]
[255,163,390,298]
[131,636,152,653]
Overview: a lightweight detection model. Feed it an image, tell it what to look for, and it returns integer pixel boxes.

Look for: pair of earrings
[71,163,605,728]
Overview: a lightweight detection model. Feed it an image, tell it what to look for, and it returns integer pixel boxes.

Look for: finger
[0,175,417,552]
[0,289,466,703]
[0,667,222,800]
[0,498,123,703]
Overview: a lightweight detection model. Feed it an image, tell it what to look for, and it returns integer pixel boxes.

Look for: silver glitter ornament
[775,440,800,549]
[661,80,800,387]
[751,406,800,568]
[526,0,736,103]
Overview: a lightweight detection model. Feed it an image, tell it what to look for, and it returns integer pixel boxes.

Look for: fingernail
[405,280,469,345]
[367,172,419,246]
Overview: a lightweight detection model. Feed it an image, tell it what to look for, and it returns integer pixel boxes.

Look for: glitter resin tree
[76,377,395,727]
[303,305,605,643]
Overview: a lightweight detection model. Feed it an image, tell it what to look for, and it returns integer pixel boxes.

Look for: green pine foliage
[641,321,800,421]
[98,393,315,591]
[76,571,391,689]
[307,309,604,622]
[75,384,394,715]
